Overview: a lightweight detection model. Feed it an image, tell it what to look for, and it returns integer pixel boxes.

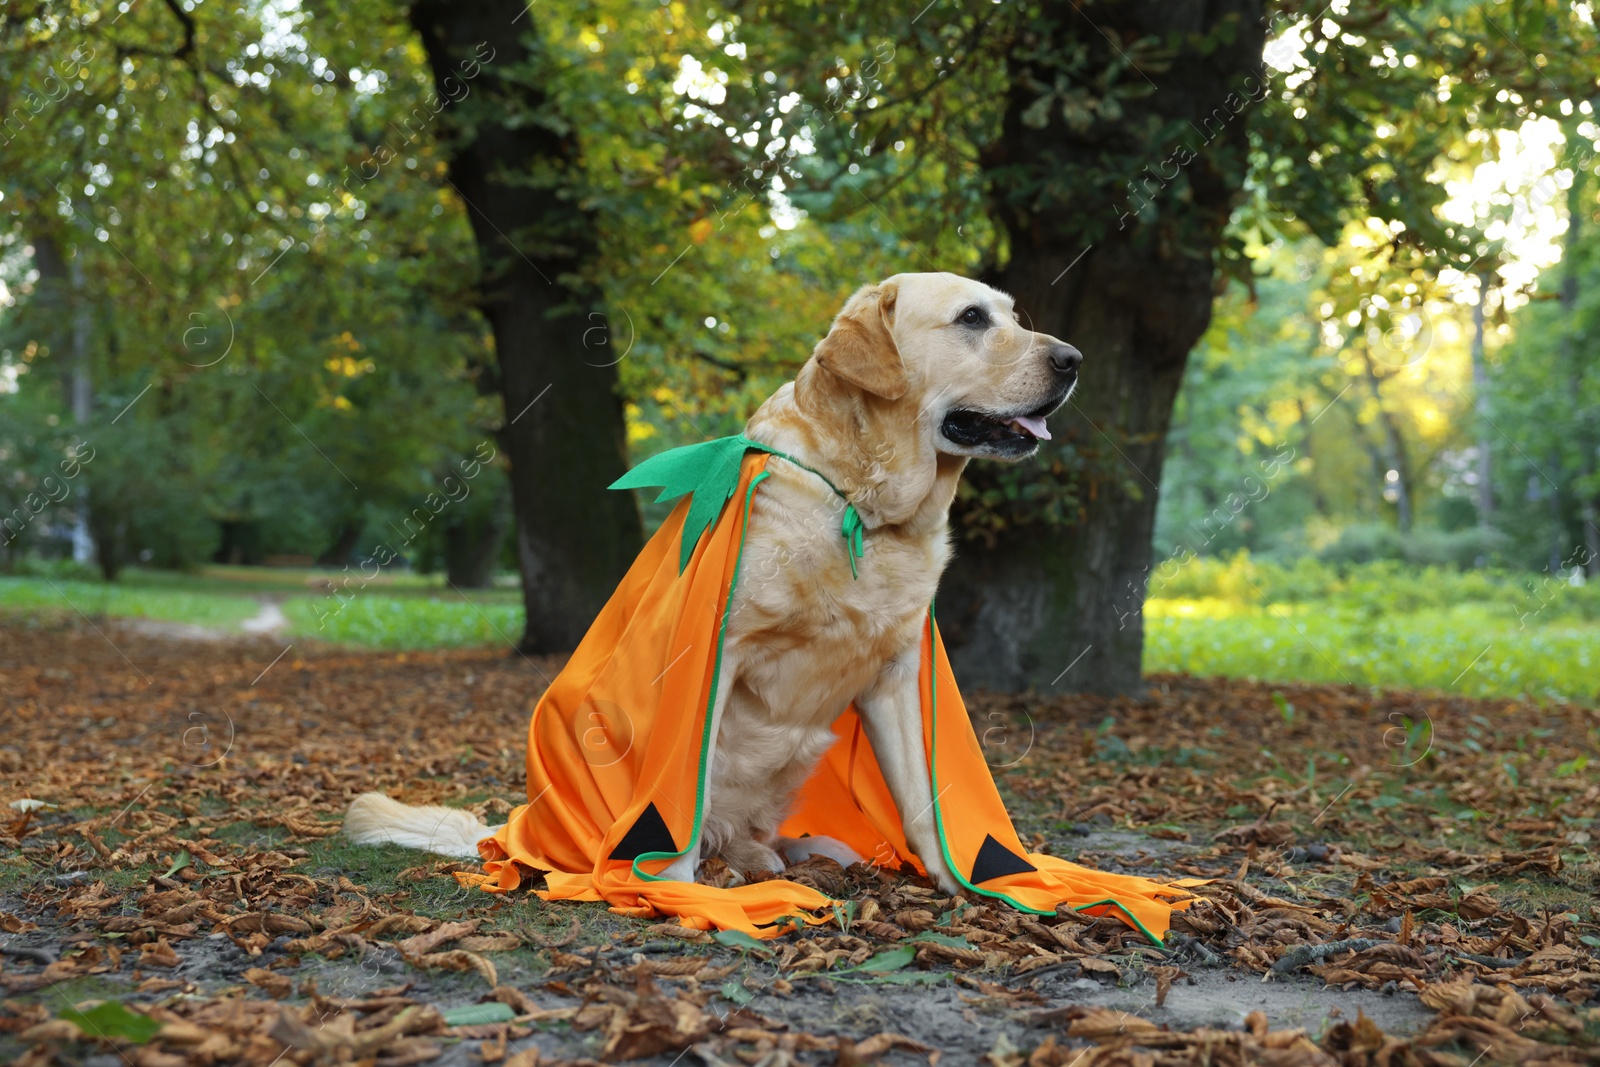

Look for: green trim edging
[923,604,1165,947]
[625,474,1164,947]
[632,469,772,883]
[746,439,863,579]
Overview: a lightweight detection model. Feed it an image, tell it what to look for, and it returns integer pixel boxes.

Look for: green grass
[0,563,522,649]
[0,572,261,629]
[281,591,522,649]
[1143,554,1600,703]
[5,555,1597,700]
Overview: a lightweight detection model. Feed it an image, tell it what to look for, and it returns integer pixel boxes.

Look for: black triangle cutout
[608,802,678,861]
[969,833,1037,884]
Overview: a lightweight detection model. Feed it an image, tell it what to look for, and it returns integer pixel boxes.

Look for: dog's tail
[343,792,502,858]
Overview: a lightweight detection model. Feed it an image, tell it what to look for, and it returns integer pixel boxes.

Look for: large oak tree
[711,0,1598,694]
[937,1,1268,695]
[408,0,642,651]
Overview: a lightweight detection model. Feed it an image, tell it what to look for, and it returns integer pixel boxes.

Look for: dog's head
[811,272,1080,460]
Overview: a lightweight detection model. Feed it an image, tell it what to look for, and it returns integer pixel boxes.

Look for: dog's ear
[812,282,906,400]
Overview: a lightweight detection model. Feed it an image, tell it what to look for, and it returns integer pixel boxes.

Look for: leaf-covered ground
[3,615,1600,1066]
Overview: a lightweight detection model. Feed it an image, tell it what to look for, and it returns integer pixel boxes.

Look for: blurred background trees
[2,0,1598,696]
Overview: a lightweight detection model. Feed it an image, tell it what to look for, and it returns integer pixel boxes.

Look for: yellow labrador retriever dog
[347,272,1080,894]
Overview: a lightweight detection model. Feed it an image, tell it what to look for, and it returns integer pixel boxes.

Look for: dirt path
[116,597,289,643]
[239,600,288,635]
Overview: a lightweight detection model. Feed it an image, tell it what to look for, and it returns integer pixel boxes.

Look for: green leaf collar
[609,434,864,576]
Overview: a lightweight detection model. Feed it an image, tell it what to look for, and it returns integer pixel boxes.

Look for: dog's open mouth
[940,405,1054,454]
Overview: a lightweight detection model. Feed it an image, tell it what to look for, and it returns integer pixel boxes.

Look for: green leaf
[442,1002,517,1027]
[849,946,915,973]
[710,929,771,954]
[769,914,808,935]
[60,1002,162,1044]
[162,851,191,879]
[1020,93,1055,129]
[610,435,758,573]
[719,980,754,1006]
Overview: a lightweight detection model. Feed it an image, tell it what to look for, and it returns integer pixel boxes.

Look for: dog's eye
[958,306,986,326]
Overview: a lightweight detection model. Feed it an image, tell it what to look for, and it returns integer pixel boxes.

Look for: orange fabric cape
[461,443,1190,940]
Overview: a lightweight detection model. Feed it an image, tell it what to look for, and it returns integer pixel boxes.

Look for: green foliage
[1249,1,1596,266]
[1317,523,1509,569]
[80,414,215,576]
[1,0,501,574]
[58,1001,161,1044]
[1156,256,1322,559]
[1149,552,1600,618]
[1481,163,1600,568]
[0,397,91,564]
[1145,554,1600,701]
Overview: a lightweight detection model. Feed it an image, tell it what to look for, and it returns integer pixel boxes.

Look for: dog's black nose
[1048,342,1082,376]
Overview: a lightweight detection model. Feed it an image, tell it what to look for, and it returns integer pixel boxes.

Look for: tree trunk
[408,0,642,653]
[316,519,365,568]
[1470,275,1494,526]
[68,252,96,565]
[1558,122,1600,575]
[1360,350,1413,532]
[1582,487,1600,577]
[69,255,92,424]
[1548,452,1566,575]
[1295,396,1330,518]
[87,509,126,581]
[445,508,507,589]
[33,233,97,564]
[213,519,259,565]
[941,0,1266,695]
[1354,422,1393,521]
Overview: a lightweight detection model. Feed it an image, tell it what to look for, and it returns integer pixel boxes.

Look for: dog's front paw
[717,837,786,879]
[917,848,963,897]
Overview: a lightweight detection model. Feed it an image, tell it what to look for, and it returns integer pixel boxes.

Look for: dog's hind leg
[778,835,863,867]
[854,644,962,895]
[656,643,742,884]
[658,848,699,883]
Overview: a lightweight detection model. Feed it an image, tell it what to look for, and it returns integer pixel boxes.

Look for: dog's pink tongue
[1010,414,1051,441]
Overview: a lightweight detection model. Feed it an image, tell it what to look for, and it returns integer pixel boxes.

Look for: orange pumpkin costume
[459,437,1190,940]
